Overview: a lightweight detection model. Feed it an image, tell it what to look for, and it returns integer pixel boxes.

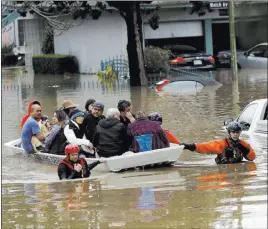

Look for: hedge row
[2,54,18,66]
[32,54,79,74]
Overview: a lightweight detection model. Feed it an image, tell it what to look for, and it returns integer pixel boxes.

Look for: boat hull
[4,139,184,172]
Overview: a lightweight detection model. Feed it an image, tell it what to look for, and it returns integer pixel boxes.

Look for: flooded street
[1,68,267,228]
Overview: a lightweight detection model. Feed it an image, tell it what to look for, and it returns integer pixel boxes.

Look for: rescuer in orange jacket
[148,112,180,144]
[180,121,256,164]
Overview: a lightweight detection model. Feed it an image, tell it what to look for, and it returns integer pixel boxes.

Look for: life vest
[164,129,180,144]
[59,157,86,177]
[60,157,85,169]
[215,139,244,164]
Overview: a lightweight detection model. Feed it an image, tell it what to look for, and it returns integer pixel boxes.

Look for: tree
[12,1,159,86]
[12,1,209,86]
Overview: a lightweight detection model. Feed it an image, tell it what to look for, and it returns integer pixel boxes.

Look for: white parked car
[237,43,268,69]
[224,98,267,138]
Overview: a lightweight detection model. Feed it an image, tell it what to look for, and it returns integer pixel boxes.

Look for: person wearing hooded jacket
[58,144,106,180]
[64,109,94,158]
[94,108,130,157]
[180,121,256,164]
[20,100,41,129]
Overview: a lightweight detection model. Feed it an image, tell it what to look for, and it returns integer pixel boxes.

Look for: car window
[237,103,258,125]
[249,45,267,58]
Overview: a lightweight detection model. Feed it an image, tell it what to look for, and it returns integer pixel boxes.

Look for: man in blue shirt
[21,104,45,154]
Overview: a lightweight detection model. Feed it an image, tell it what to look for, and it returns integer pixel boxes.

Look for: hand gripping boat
[4,138,184,172]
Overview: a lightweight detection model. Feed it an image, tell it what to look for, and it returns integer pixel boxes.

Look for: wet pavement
[1,67,267,228]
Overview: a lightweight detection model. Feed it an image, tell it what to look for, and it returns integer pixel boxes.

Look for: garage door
[144,21,203,39]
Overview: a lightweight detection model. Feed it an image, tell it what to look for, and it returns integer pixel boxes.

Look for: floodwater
[1,68,267,228]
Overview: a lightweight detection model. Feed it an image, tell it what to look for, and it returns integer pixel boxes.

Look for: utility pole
[229,0,238,77]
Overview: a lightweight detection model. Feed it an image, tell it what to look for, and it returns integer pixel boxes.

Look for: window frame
[248,45,267,58]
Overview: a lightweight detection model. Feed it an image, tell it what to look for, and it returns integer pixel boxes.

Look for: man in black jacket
[82,101,105,142]
[58,144,106,180]
[94,108,131,157]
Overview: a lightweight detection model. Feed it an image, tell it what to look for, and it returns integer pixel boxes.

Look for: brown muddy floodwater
[1,68,267,228]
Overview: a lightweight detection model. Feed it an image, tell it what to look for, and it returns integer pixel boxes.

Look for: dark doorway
[212,23,231,55]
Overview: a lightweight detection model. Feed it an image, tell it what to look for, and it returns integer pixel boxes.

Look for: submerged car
[166,45,216,70]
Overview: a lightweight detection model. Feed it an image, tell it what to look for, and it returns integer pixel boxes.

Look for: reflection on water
[2,162,266,229]
[1,68,267,228]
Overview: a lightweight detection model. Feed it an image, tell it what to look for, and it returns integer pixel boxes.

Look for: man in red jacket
[180,121,256,164]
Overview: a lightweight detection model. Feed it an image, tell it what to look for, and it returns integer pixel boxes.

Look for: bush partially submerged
[2,44,14,55]
[1,54,18,66]
[144,46,170,73]
[32,54,79,74]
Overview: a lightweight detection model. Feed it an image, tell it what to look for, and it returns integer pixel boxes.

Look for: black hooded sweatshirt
[94,118,130,157]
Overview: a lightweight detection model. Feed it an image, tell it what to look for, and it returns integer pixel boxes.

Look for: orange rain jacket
[163,129,180,144]
[195,138,256,161]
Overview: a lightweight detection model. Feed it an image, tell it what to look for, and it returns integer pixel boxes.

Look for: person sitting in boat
[20,100,41,130]
[61,100,78,119]
[64,109,94,158]
[180,121,256,164]
[58,144,106,180]
[84,99,96,115]
[127,110,170,153]
[147,112,180,144]
[82,102,105,143]
[21,104,46,155]
[44,110,67,155]
[94,108,131,157]
[118,100,136,129]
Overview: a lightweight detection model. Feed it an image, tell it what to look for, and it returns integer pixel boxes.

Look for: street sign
[209,1,229,9]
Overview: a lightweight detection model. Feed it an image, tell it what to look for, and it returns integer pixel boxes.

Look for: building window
[18,19,25,46]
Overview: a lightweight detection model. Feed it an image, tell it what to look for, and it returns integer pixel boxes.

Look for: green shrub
[32,54,79,74]
[2,44,14,55]
[144,46,170,73]
[1,54,18,66]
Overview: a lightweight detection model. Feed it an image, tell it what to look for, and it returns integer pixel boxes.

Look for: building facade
[2,1,267,73]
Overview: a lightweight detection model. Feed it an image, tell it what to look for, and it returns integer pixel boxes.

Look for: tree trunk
[136,2,144,50]
[124,3,147,86]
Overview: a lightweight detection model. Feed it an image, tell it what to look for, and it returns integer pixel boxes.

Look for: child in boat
[31,115,51,152]
[58,144,106,180]
[147,112,180,144]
